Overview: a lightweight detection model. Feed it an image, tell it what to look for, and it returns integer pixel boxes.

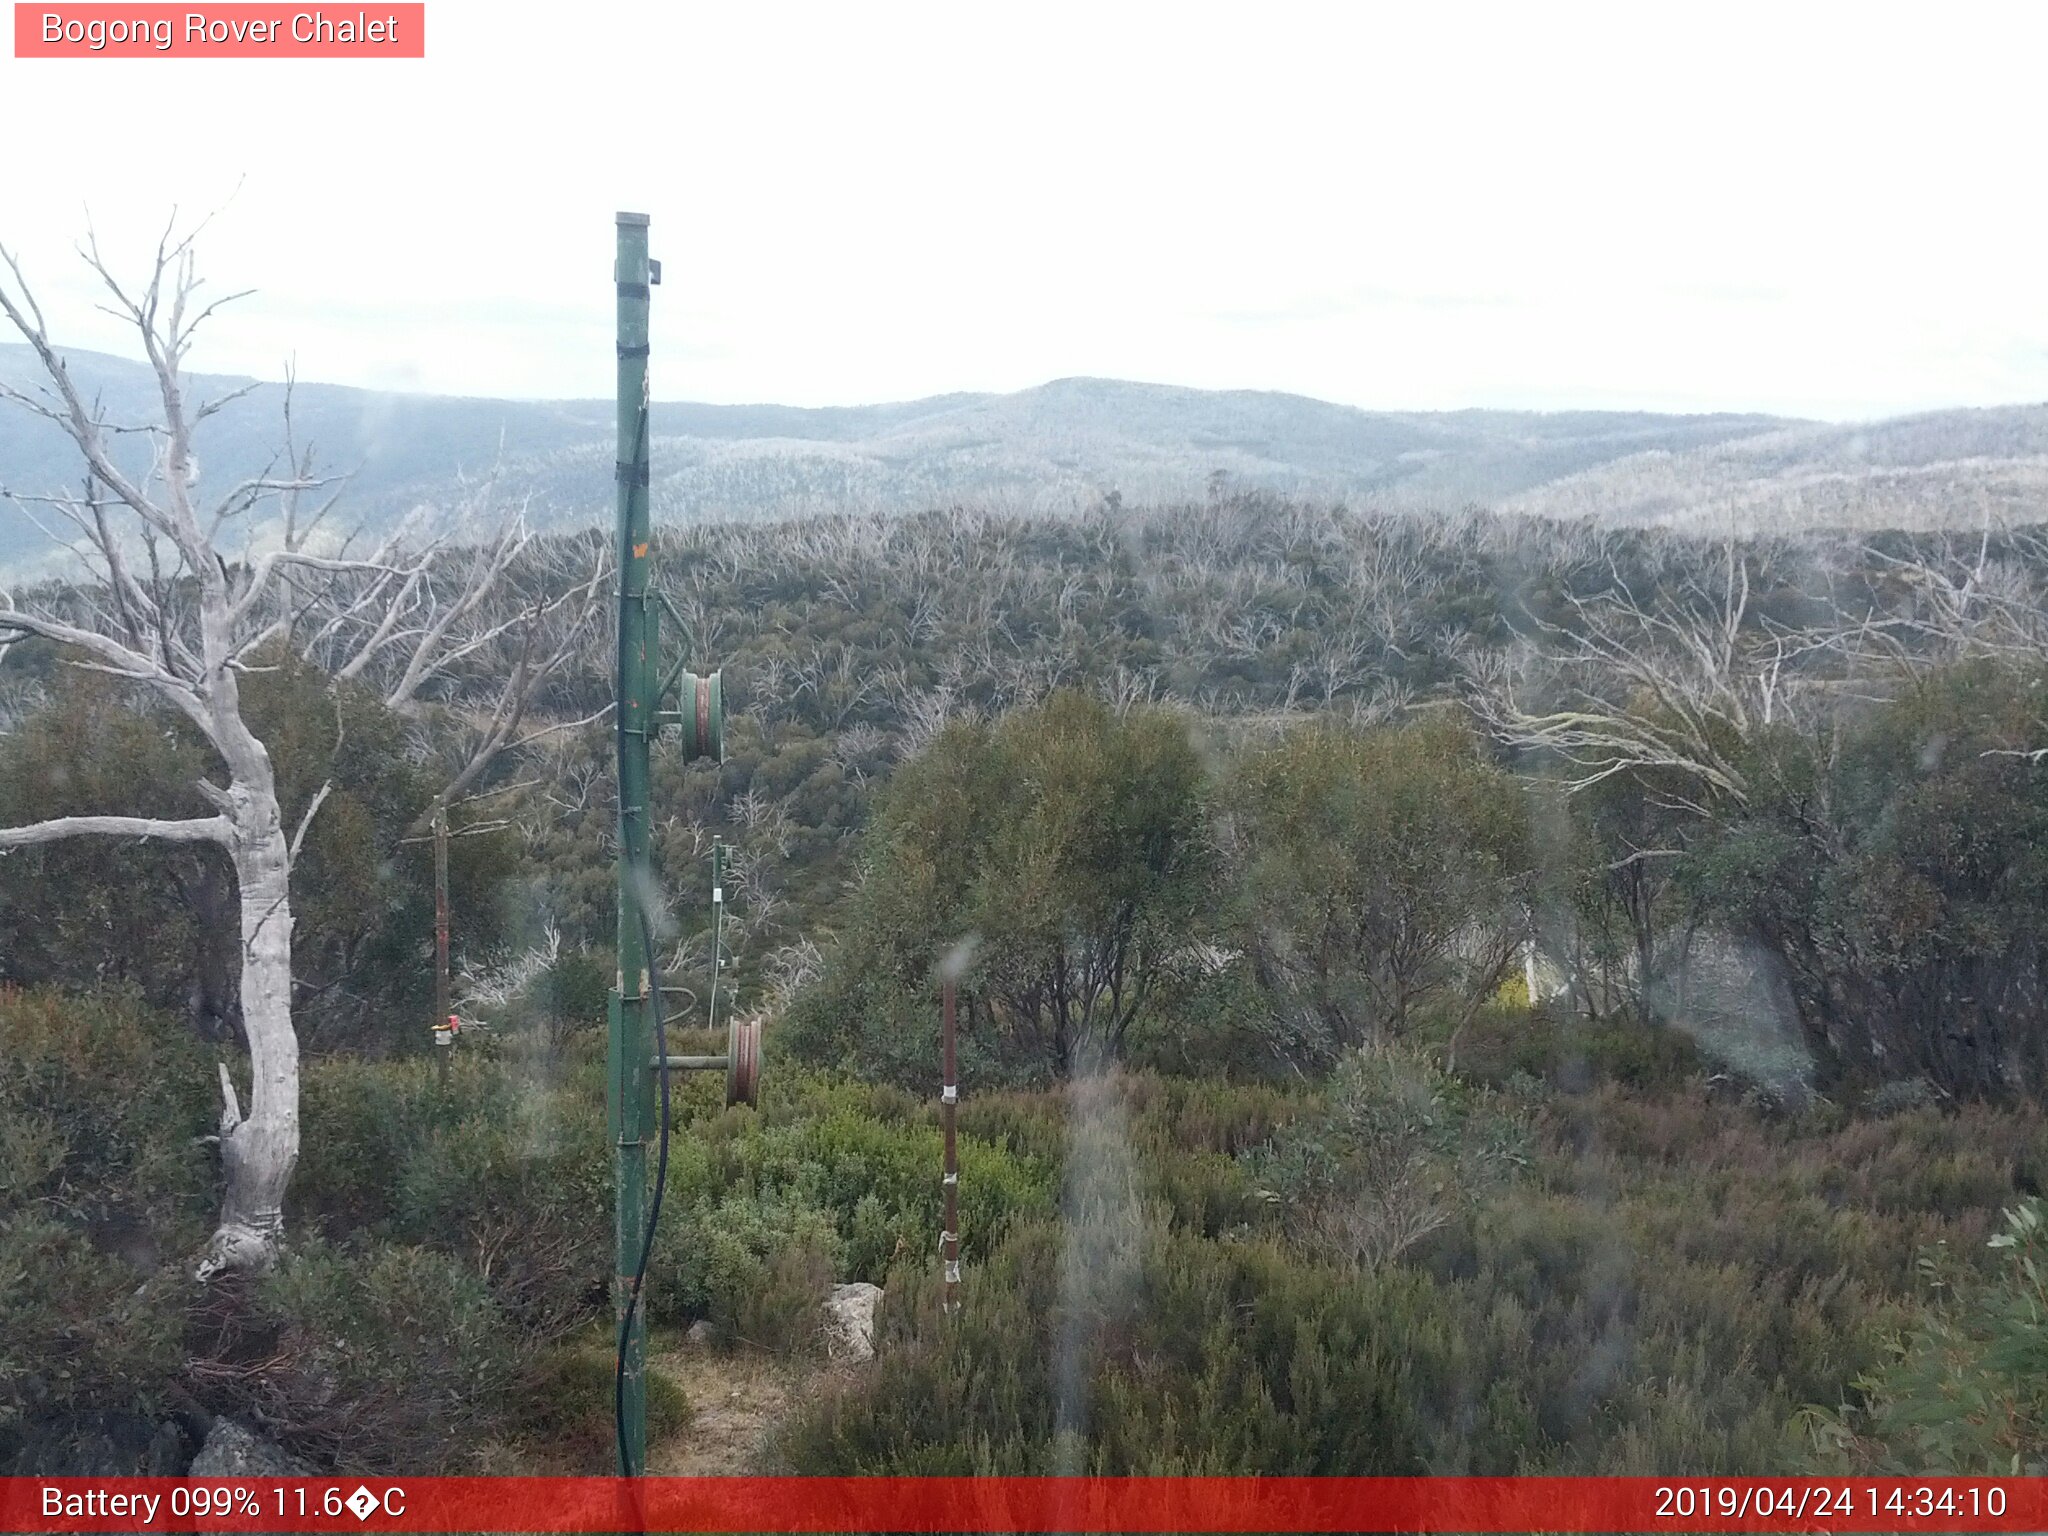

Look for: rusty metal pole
[433,804,451,1087]
[941,976,960,1314]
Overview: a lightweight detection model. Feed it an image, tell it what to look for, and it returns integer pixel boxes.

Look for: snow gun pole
[942,976,960,1314]
[607,208,747,1482]
[610,209,657,1478]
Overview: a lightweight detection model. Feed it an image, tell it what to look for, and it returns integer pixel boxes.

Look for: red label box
[4,1476,2047,1533]
[13,3,425,56]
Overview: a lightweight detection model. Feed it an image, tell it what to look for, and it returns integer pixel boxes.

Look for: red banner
[13,4,424,57]
[3,1477,2044,1533]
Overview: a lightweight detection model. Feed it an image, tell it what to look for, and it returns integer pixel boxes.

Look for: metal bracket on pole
[651,1005,760,1106]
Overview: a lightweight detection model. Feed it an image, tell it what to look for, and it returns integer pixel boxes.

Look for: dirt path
[644,1339,814,1474]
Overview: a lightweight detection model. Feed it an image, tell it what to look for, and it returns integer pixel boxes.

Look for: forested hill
[1508,403,2048,531]
[0,344,1791,572]
[9,344,2047,577]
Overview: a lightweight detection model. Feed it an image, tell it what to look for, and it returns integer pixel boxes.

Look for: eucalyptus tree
[1224,716,1533,1062]
[787,689,1211,1083]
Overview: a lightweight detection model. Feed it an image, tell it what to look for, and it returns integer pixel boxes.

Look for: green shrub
[954,1090,1066,1164]
[230,1241,532,1471]
[737,1239,842,1354]
[294,1055,609,1334]
[1681,661,2048,1102]
[535,947,611,1027]
[0,989,211,1440]
[1247,1046,1527,1267]
[0,1215,189,1433]
[1453,1004,1706,1094]
[775,1215,1472,1474]
[519,1330,691,1467]
[1224,717,1532,1056]
[0,987,214,1230]
[649,1193,844,1343]
[1810,1200,2048,1474]
[787,692,1213,1083]
[1121,1074,1298,1155]
[1866,1078,1940,1116]
[644,1073,1057,1331]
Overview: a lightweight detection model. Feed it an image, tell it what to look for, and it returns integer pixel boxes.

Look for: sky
[3,1,2045,421]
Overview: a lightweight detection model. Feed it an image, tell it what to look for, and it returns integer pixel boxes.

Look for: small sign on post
[432,1012,458,1088]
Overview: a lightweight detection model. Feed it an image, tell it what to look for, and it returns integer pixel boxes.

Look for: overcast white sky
[4,1,2044,420]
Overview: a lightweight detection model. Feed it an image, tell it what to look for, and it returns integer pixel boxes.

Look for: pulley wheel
[726,1012,762,1107]
[677,669,724,762]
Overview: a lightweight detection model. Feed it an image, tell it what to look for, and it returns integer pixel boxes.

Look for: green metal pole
[610,209,656,1478]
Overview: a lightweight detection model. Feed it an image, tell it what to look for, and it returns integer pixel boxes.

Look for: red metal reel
[726,1012,762,1107]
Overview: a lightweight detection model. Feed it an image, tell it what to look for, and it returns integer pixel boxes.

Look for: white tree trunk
[195,787,300,1279]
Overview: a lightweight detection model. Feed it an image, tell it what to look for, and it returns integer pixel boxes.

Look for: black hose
[614,906,673,1477]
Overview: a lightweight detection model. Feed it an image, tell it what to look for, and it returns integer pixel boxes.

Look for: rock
[823,1282,883,1362]
[188,1418,309,1477]
[685,1319,717,1346]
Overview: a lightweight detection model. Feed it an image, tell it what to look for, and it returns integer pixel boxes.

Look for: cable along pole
[607,210,755,1480]
[609,209,659,1478]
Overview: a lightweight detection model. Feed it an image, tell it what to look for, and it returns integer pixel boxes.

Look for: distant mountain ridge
[1505,405,2048,531]
[4,343,2042,574]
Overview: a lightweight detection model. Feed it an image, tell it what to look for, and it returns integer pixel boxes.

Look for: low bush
[1809,1199,2048,1474]
[643,1071,1058,1340]
[294,1053,609,1335]
[649,1192,844,1346]
[1246,1047,1528,1268]
[11,976,2046,1480]
[1452,1004,1706,1094]
[518,1329,691,1468]
[0,1215,189,1437]
[0,987,215,1235]
[206,1241,533,1472]
[0,989,213,1446]
[775,1216,1472,1474]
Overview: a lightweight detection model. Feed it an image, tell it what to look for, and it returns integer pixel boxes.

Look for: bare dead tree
[1860,522,2048,665]
[1466,538,1854,1017]
[1471,541,1838,816]
[896,683,965,750]
[1845,522,2048,765]
[310,517,611,829]
[281,481,611,1033]
[0,222,580,1277]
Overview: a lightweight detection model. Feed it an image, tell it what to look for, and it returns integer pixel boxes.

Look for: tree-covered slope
[0,345,1797,573]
